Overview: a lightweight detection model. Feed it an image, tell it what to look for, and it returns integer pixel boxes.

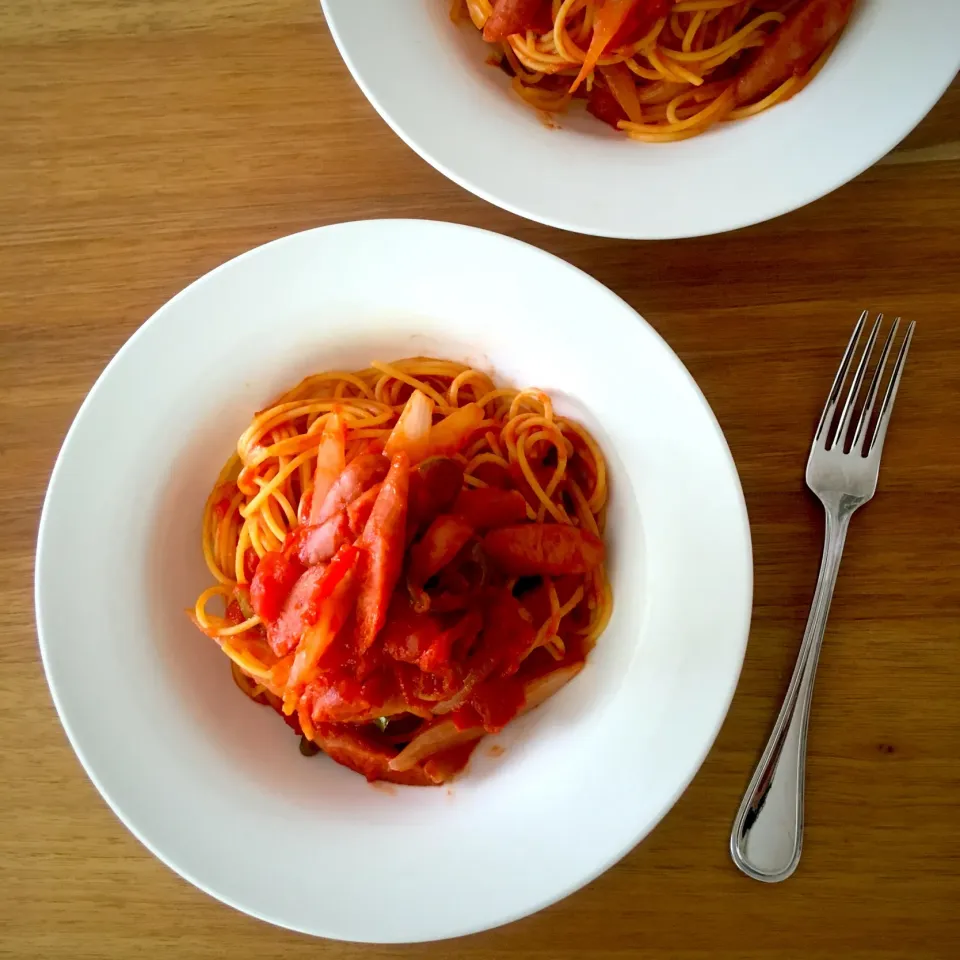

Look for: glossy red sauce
[232,444,604,784]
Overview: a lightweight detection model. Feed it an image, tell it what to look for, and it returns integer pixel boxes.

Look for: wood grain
[1,3,959,958]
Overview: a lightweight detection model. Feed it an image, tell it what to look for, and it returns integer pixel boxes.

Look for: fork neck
[820,492,863,524]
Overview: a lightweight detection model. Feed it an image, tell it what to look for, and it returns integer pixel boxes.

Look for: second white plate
[321,1,960,238]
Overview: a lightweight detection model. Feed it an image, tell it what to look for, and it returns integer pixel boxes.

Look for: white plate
[320,1,960,239]
[36,220,752,942]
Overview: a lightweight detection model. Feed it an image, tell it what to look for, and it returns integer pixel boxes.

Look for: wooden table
[2,3,959,958]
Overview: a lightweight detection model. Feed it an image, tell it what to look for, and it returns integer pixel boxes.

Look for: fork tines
[815,310,915,458]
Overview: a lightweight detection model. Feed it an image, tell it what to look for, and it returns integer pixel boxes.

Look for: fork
[730,311,915,883]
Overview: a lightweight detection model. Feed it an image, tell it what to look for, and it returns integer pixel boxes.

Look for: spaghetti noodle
[190,357,612,785]
[452,0,856,141]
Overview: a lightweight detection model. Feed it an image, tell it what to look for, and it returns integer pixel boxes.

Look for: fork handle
[730,504,852,882]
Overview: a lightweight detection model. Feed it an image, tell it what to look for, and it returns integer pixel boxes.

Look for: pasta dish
[190,358,611,785]
[452,0,856,141]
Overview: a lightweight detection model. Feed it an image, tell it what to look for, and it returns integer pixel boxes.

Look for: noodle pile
[190,357,612,783]
[452,0,852,141]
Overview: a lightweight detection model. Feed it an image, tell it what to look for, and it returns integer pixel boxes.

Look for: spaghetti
[452,0,856,141]
[190,358,612,785]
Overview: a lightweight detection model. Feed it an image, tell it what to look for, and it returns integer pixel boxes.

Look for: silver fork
[730,311,915,883]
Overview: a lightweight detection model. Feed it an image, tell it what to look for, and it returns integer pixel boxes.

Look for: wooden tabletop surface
[2,3,959,958]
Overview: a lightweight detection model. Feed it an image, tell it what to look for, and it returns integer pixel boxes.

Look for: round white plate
[320,1,960,239]
[36,220,752,942]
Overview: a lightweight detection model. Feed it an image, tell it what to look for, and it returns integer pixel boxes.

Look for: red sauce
[232,441,604,785]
